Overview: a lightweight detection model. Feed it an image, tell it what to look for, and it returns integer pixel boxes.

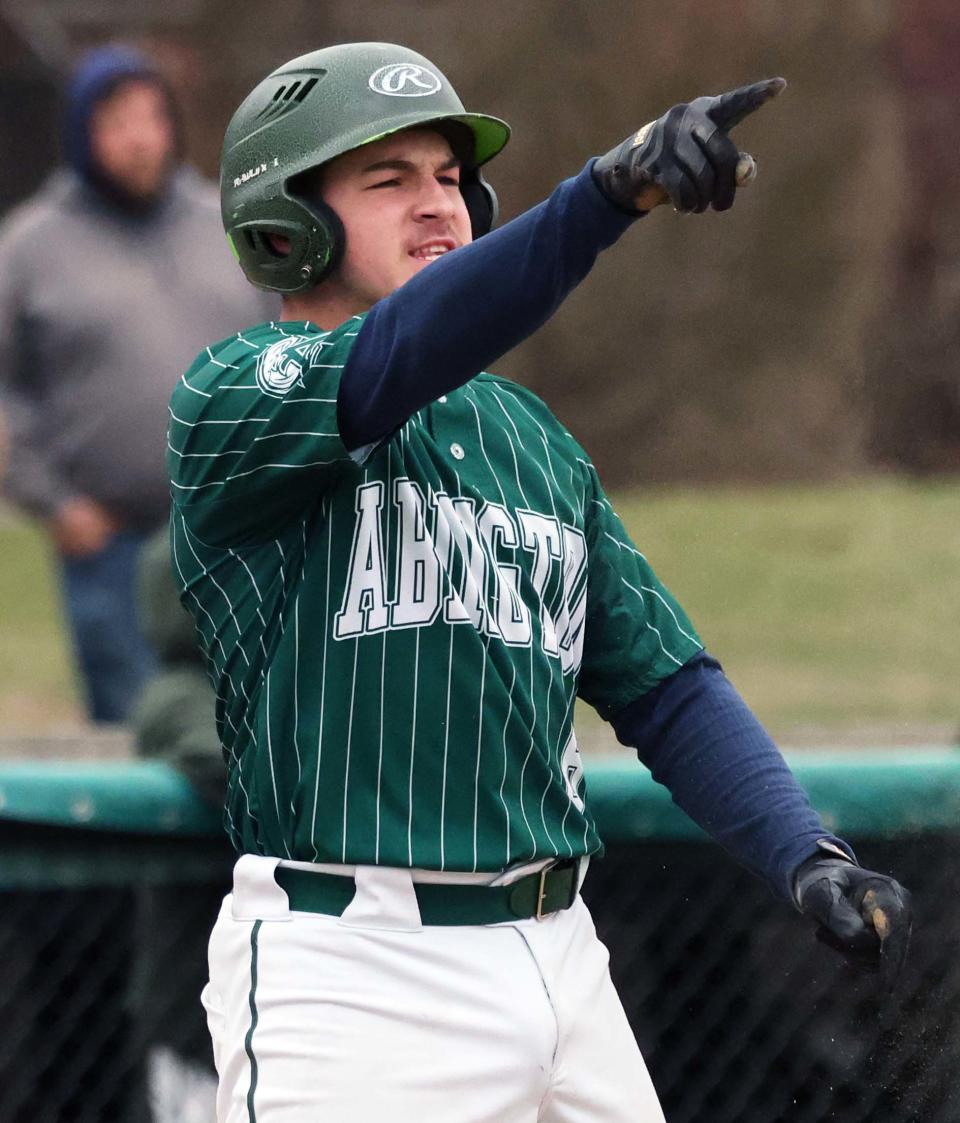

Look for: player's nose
[412,176,457,222]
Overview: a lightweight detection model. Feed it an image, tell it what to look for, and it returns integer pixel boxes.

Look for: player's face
[319,129,473,311]
[89,79,176,200]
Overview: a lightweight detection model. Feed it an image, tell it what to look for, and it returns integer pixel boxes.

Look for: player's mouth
[409,238,457,263]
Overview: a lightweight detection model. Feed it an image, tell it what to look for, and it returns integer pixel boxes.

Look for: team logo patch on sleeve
[256,335,313,397]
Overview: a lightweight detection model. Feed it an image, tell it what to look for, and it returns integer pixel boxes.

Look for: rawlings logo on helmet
[256,336,314,396]
[368,63,442,97]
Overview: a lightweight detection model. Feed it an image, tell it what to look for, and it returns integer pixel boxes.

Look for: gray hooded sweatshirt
[0,51,271,529]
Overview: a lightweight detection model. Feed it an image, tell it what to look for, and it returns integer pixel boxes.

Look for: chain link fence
[0,820,230,1123]
[585,835,959,1123]
[0,759,956,1122]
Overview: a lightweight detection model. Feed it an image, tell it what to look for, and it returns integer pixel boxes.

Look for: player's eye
[437,173,460,187]
[367,177,401,190]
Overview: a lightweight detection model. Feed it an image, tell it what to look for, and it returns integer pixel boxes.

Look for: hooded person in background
[0,44,272,723]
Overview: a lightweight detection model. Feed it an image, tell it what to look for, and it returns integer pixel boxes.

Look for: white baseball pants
[203,855,666,1123]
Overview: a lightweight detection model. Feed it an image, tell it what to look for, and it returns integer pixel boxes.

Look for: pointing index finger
[707,77,787,132]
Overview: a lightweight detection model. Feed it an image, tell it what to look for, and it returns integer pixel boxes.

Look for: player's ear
[266,233,292,256]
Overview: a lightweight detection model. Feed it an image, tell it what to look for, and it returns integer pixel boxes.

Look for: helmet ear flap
[460,168,498,239]
[296,198,345,289]
[229,195,345,294]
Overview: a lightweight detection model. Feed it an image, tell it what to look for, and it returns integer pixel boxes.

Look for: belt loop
[535,869,550,921]
[339,866,423,932]
[232,855,292,922]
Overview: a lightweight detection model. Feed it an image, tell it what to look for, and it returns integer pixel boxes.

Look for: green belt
[274,860,580,926]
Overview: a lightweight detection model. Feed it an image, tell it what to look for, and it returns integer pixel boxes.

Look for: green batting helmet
[220,42,511,294]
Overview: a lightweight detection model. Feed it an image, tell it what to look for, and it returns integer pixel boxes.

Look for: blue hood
[64,44,177,192]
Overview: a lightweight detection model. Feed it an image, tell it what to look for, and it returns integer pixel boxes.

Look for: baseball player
[168,42,912,1123]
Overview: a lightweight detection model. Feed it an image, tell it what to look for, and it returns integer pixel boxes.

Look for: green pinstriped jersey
[168,318,702,871]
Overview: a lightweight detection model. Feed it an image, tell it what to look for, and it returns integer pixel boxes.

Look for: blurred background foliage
[1,0,957,738]
[6,0,959,484]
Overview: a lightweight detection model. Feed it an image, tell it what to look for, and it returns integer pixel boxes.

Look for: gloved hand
[795,854,912,990]
[591,77,786,215]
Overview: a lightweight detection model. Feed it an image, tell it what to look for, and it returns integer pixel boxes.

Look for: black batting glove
[591,77,786,214]
[795,854,913,991]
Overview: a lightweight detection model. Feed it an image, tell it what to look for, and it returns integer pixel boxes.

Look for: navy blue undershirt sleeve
[610,650,856,901]
[338,160,637,451]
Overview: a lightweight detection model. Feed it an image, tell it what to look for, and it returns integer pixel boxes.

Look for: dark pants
[59,531,157,723]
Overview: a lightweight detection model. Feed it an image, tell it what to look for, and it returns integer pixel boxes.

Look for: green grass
[577,475,960,742]
[0,516,82,727]
[2,476,958,739]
